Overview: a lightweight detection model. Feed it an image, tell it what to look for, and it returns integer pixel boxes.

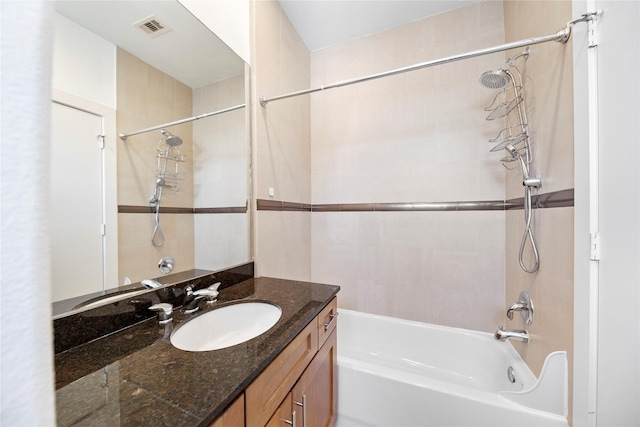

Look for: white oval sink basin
[171,302,282,351]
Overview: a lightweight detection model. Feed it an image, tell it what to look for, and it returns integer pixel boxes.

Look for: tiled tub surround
[55,276,340,426]
[258,188,572,332]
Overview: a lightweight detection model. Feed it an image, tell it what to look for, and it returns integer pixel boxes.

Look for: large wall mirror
[51,1,250,317]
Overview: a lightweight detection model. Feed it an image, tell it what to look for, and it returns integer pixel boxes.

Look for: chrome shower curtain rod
[119,103,246,140]
[259,24,574,107]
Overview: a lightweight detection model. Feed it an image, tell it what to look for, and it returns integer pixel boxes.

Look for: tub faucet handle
[506,302,527,320]
[506,291,534,324]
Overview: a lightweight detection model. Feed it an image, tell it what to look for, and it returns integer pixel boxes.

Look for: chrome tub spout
[494,326,529,343]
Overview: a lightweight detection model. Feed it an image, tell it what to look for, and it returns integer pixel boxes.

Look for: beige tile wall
[193,75,250,271]
[502,0,574,421]
[251,0,312,280]
[116,48,195,284]
[309,1,508,330]
[193,75,246,208]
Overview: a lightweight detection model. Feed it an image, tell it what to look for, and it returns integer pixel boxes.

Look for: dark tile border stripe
[256,188,573,213]
[257,199,312,211]
[118,204,248,214]
[194,206,247,214]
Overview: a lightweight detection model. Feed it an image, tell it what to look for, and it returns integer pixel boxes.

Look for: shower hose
[520,185,540,273]
[151,201,165,247]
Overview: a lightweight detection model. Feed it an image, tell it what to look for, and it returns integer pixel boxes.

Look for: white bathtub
[336,309,568,427]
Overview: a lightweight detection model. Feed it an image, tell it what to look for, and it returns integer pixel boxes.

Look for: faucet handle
[506,291,534,324]
[506,302,527,320]
[149,303,173,324]
[192,282,221,304]
[141,279,162,289]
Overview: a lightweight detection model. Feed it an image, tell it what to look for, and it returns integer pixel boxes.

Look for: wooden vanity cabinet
[209,394,245,427]
[292,329,337,427]
[246,321,318,427]
[246,297,338,427]
[265,393,294,427]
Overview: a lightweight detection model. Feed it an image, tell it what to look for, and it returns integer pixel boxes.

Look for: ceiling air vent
[135,16,172,38]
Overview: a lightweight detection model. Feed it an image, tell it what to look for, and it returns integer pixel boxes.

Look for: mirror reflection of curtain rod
[119,103,245,140]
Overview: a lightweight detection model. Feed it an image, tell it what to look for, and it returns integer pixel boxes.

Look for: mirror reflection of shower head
[160,129,183,146]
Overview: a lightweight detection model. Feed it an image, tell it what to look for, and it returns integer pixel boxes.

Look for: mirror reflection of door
[50,102,104,301]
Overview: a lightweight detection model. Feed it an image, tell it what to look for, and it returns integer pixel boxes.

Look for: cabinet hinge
[97,134,105,149]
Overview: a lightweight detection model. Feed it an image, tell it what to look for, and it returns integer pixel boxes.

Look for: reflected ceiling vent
[134,16,172,38]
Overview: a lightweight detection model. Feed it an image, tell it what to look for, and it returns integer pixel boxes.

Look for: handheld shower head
[505,144,530,181]
[480,69,510,89]
[160,129,183,146]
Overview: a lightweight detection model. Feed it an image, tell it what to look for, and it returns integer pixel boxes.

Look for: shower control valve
[506,291,534,325]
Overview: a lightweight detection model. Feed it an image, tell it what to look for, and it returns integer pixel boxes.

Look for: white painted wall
[0,1,56,424]
[178,0,250,64]
[52,13,116,108]
[573,0,640,425]
[593,1,640,425]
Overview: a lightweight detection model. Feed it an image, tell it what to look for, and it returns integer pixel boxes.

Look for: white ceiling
[54,1,245,88]
[54,1,482,87]
[278,0,482,51]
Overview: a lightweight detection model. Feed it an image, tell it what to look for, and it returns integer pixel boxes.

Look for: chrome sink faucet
[182,283,221,314]
[494,326,529,343]
[149,303,173,324]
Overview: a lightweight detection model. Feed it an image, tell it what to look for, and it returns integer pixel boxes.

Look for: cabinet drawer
[246,321,318,427]
[317,298,338,348]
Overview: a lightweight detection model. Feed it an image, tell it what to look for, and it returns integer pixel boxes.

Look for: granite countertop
[55,277,340,427]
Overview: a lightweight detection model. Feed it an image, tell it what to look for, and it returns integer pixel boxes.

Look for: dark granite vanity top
[55,277,340,427]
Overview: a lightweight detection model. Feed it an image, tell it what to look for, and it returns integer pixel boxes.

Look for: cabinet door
[246,321,318,427]
[209,394,245,427]
[292,329,337,427]
[265,393,295,427]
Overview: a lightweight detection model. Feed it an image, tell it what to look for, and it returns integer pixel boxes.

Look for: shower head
[481,48,529,90]
[160,129,183,146]
[480,69,510,89]
[504,144,519,158]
